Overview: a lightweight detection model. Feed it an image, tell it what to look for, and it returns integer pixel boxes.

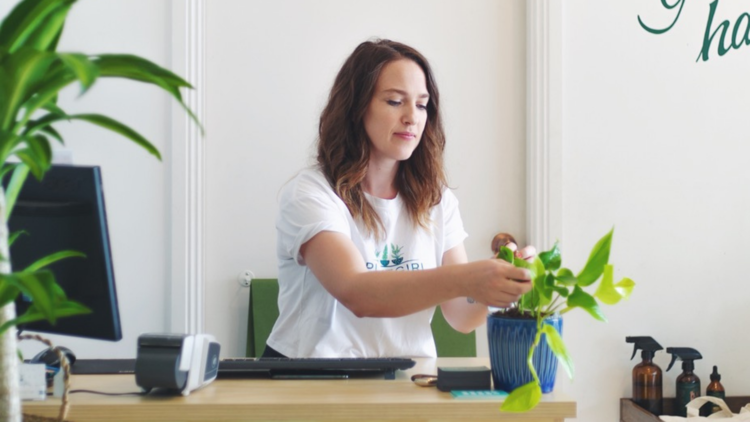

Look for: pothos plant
[0,0,200,421]
[495,228,636,412]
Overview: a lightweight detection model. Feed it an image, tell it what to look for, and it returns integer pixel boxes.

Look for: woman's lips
[394,132,416,140]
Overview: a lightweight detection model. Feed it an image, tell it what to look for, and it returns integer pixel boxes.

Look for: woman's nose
[402,105,417,125]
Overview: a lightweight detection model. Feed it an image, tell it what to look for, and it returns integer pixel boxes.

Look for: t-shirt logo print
[369,244,424,271]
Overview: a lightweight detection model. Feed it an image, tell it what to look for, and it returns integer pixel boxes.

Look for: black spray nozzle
[626,336,663,360]
[666,347,702,372]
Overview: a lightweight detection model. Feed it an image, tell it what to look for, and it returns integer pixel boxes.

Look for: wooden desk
[23,357,576,422]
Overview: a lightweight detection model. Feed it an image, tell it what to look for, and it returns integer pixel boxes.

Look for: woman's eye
[387,100,401,106]
[417,104,428,110]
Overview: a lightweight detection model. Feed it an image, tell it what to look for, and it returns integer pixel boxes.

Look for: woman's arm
[438,243,492,333]
[301,231,531,319]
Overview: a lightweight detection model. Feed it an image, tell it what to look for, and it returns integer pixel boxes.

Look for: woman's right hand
[466,259,532,308]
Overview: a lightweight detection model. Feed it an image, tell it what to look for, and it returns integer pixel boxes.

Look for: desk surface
[23,357,576,422]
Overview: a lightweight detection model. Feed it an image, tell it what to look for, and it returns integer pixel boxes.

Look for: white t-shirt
[266,167,468,358]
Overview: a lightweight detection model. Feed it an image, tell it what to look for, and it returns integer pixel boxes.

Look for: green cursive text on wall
[638,0,750,62]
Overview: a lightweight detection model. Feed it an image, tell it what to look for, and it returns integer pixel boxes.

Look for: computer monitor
[7,164,122,341]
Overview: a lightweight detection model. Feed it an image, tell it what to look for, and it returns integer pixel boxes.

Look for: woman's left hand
[516,245,536,262]
[491,233,536,262]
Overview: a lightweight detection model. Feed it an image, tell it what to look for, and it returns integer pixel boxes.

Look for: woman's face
[363,59,428,166]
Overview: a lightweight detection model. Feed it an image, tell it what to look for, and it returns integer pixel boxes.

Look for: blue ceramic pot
[487,312,562,393]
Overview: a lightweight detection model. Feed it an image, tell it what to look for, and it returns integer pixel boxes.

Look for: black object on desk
[218,357,416,380]
[436,366,492,392]
[71,359,136,375]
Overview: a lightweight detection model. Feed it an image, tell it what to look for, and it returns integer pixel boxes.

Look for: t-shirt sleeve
[276,173,351,266]
[440,189,468,253]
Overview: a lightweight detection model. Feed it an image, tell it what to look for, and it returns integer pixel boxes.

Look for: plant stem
[544,295,562,315]
[546,304,564,315]
[527,310,543,386]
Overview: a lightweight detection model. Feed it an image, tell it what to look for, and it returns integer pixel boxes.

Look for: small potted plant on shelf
[488,229,635,412]
[0,1,201,421]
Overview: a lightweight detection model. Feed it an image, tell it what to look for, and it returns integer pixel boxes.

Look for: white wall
[557,1,750,421]
[203,0,527,359]
[3,0,528,362]
[2,0,173,359]
[14,2,731,421]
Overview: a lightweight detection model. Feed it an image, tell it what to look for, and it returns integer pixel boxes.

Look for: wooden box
[621,397,750,422]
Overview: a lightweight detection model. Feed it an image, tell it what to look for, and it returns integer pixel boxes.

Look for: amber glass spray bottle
[626,336,664,415]
[666,347,703,418]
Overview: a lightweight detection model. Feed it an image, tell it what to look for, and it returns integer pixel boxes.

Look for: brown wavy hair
[317,39,447,240]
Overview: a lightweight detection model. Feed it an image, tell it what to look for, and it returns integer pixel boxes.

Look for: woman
[265,39,533,358]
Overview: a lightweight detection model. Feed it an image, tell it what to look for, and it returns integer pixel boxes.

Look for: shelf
[621,397,750,422]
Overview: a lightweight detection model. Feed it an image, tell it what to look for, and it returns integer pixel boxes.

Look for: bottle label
[707,391,726,415]
[675,382,700,417]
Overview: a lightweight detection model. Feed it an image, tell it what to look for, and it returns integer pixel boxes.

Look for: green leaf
[518,289,540,312]
[15,133,52,180]
[500,381,542,412]
[9,230,28,247]
[16,138,52,181]
[38,123,63,144]
[5,163,30,220]
[0,271,57,323]
[17,70,76,128]
[566,285,607,322]
[542,324,574,379]
[58,53,98,93]
[15,150,43,181]
[95,54,192,87]
[0,0,73,53]
[23,249,86,273]
[497,245,514,263]
[41,101,65,116]
[23,112,162,160]
[533,257,545,281]
[0,283,20,308]
[533,269,552,306]
[93,54,203,133]
[552,285,570,297]
[576,228,613,287]
[511,256,537,279]
[65,114,162,160]
[0,162,19,181]
[13,3,71,53]
[614,278,635,300]
[2,48,57,130]
[23,111,69,137]
[593,265,618,305]
[595,276,635,304]
[0,300,91,336]
[555,268,578,286]
[593,264,636,305]
[538,243,561,271]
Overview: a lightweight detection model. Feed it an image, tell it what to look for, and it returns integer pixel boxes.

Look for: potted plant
[0,1,200,420]
[489,228,635,412]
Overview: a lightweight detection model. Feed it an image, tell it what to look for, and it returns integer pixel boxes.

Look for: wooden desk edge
[23,357,577,422]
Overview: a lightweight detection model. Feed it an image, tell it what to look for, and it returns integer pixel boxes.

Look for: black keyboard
[218,357,416,380]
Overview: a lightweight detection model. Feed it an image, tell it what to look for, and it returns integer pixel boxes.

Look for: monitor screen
[7,164,122,341]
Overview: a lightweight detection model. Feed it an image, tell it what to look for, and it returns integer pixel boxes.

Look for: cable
[69,389,147,396]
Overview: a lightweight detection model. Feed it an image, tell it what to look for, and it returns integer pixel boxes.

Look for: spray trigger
[666,354,679,372]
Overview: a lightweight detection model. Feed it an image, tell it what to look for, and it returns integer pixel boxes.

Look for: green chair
[246,278,476,357]
[245,278,280,357]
